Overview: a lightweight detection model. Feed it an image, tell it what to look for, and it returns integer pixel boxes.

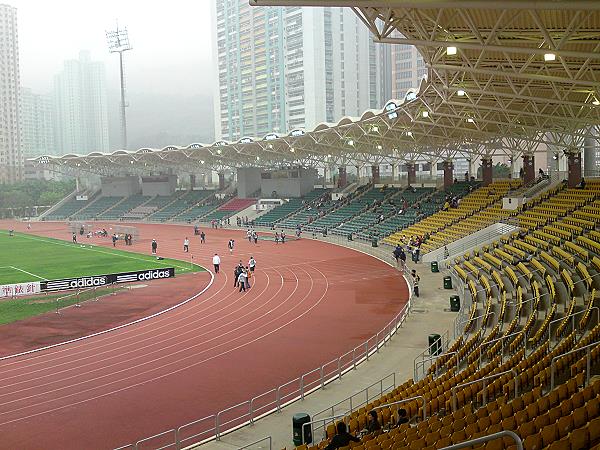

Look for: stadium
[0,1,598,449]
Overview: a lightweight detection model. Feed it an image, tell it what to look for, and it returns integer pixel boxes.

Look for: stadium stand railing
[96,194,152,220]
[71,196,124,221]
[255,189,329,228]
[199,197,257,223]
[384,180,521,253]
[44,190,100,220]
[146,190,213,222]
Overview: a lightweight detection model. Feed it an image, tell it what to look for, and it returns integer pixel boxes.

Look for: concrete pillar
[338,166,347,188]
[481,157,493,187]
[584,127,599,177]
[391,164,396,183]
[218,172,225,190]
[443,160,454,189]
[407,162,416,186]
[190,174,196,189]
[430,160,437,180]
[567,151,582,188]
[522,154,535,184]
[371,165,380,184]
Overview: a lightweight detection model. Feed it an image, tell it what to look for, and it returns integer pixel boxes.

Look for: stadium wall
[101,176,141,196]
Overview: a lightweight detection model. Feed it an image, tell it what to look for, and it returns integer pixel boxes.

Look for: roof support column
[338,166,347,188]
[407,162,416,186]
[371,164,380,184]
[567,150,582,188]
[481,157,493,187]
[218,172,225,190]
[190,174,196,190]
[522,154,535,184]
[443,160,453,189]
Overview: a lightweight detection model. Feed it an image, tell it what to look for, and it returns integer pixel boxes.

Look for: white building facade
[212,2,391,141]
[0,4,22,183]
[53,51,110,155]
[20,87,54,158]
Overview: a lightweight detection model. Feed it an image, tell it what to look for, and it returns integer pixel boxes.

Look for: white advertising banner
[0,281,41,298]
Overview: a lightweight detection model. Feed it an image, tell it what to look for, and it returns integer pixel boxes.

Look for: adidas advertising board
[40,268,175,292]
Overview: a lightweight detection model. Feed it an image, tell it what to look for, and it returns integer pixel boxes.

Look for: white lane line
[0,230,194,272]
[8,266,48,281]
[0,269,214,363]
[0,268,277,391]
[0,263,327,426]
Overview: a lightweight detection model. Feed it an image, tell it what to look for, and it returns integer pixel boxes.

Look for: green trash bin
[428,334,442,356]
[443,276,453,289]
[293,413,312,446]
[372,238,378,247]
[348,233,353,241]
[431,261,439,273]
[450,295,460,312]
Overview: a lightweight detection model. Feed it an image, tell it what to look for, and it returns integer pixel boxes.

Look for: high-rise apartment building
[211,2,391,141]
[53,51,109,155]
[0,3,22,183]
[390,38,426,99]
[20,87,54,158]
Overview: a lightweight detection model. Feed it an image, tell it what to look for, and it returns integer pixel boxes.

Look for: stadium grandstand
[16,1,600,449]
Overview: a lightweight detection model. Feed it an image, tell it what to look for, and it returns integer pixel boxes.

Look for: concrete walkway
[198,236,459,450]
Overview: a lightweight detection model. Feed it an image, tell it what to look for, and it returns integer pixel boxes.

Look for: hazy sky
[8,0,214,96]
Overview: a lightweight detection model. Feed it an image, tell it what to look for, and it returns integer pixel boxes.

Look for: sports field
[0,230,203,285]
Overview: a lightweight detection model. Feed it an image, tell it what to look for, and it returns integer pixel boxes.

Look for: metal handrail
[134,428,177,450]
[478,330,523,366]
[238,436,272,450]
[301,414,348,446]
[456,311,495,337]
[548,307,600,346]
[550,340,599,390]
[451,369,518,412]
[440,430,523,450]
[113,235,415,450]
[414,351,458,381]
[312,373,396,434]
[373,395,427,421]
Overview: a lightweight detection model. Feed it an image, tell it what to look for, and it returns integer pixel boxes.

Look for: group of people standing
[392,244,420,297]
[233,257,256,292]
[246,229,259,244]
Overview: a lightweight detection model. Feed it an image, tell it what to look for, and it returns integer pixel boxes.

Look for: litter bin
[429,334,442,356]
[431,261,439,273]
[348,233,353,241]
[372,238,378,247]
[443,276,453,289]
[322,228,327,237]
[293,413,312,446]
[450,295,460,312]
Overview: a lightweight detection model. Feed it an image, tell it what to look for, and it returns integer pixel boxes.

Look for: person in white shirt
[248,257,256,272]
[183,237,189,253]
[212,253,221,273]
[238,269,248,292]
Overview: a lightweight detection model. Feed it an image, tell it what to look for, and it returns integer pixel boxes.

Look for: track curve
[0,221,408,450]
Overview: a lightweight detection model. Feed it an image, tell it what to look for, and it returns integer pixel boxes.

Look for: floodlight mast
[106,24,132,150]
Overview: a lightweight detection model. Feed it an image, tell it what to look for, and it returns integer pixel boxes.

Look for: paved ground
[199,234,459,450]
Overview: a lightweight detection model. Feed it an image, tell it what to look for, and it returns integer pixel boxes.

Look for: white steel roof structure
[33,0,600,175]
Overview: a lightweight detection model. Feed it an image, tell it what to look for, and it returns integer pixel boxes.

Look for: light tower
[106,24,132,150]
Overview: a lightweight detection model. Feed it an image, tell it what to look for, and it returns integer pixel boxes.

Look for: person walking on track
[183,237,190,253]
[213,253,221,273]
[249,256,256,273]
[200,231,206,243]
[228,239,235,254]
[238,268,247,292]
[151,239,158,255]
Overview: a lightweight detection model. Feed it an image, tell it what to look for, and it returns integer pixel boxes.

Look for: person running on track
[200,231,206,243]
[249,256,256,273]
[274,232,280,244]
[213,253,221,273]
[183,237,189,253]
[228,239,235,254]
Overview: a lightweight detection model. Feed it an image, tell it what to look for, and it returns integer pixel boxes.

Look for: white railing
[113,266,415,450]
[441,431,523,450]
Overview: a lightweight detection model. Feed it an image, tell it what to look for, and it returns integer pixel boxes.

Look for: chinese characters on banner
[0,282,41,298]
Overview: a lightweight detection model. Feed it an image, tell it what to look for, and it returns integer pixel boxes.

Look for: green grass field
[0,230,204,285]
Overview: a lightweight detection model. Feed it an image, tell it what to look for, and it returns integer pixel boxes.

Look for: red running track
[0,221,408,450]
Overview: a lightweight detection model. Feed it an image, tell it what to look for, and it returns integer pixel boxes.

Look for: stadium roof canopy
[34,0,600,175]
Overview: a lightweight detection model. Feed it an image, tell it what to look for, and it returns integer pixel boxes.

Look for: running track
[0,221,408,450]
